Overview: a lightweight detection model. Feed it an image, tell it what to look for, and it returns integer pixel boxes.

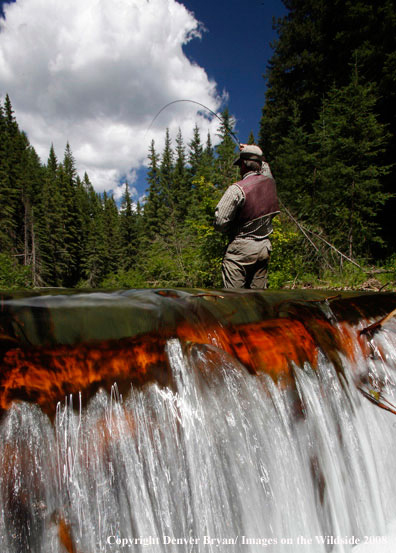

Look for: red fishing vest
[235,174,279,224]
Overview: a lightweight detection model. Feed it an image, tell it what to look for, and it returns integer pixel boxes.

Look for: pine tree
[259,0,351,160]
[197,131,215,182]
[76,173,94,281]
[214,108,238,189]
[47,144,57,175]
[82,181,106,287]
[159,128,174,215]
[247,131,255,145]
[103,192,121,276]
[37,146,68,285]
[57,143,82,285]
[259,0,396,252]
[1,97,45,284]
[143,140,161,239]
[184,175,225,287]
[271,102,315,218]
[188,124,203,178]
[0,101,16,252]
[2,95,23,254]
[310,70,391,258]
[20,144,46,285]
[120,182,138,271]
[173,128,190,221]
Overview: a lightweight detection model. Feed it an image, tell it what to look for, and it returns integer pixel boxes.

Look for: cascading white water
[1,316,396,553]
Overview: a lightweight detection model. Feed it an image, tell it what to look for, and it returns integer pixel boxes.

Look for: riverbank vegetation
[1,0,395,291]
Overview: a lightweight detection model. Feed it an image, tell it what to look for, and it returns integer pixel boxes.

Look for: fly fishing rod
[146,100,364,273]
[145,99,241,147]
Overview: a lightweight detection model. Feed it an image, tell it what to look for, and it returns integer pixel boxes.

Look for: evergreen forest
[1,0,395,290]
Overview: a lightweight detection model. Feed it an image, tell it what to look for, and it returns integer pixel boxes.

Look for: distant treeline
[1,0,395,290]
[0,96,237,288]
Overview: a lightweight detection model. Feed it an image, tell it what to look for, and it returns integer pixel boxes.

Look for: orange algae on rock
[1,290,395,419]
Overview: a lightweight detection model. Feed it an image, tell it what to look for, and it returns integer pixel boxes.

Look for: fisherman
[214,144,279,289]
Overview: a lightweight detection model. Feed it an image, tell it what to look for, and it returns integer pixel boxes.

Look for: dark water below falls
[1,289,396,553]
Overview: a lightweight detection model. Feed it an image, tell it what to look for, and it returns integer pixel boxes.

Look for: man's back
[214,144,279,289]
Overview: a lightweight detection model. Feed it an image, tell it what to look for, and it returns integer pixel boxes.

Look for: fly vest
[235,174,279,224]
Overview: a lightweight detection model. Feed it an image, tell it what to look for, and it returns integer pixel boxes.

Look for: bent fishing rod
[146,99,241,147]
[146,99,362,271]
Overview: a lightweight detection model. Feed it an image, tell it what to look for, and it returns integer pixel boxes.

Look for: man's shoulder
[239,173,275,187]
[225,182,244,194]
[228,182,245,200]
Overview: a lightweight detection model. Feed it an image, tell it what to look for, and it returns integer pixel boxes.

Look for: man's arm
[214,184,244,233]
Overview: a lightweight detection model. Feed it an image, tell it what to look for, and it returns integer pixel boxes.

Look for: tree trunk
[348,180,355,259]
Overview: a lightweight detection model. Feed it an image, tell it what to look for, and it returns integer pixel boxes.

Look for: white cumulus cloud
[0,0,224,191]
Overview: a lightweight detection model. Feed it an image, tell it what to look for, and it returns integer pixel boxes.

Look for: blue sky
[0,0,286,199]
[181,0,286,143]
[134,0,287,197]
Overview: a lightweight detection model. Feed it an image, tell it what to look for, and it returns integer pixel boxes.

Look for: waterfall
[1,290,396,552]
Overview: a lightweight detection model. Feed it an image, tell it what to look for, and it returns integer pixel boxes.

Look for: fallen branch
[305,228,366,271]
[190,293,225,300]
[366,269,395,275]
[358,386,396,416]
[360,308,396,336]
[280,201,367,273]
[379,282,390,292]
[280,202,333,271]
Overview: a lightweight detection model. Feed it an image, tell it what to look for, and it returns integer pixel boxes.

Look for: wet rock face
[0,290,395,417]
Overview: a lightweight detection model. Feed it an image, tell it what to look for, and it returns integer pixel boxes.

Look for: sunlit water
[1,303,396,552]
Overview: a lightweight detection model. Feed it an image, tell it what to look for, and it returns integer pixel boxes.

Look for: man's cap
[233,144,264,166]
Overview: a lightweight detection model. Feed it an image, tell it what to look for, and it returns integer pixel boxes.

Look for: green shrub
[100,268,146,289]
[0,253,32,289]
[268,216,305,288]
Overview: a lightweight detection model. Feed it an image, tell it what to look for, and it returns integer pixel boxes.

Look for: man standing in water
[214,144,279,289]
